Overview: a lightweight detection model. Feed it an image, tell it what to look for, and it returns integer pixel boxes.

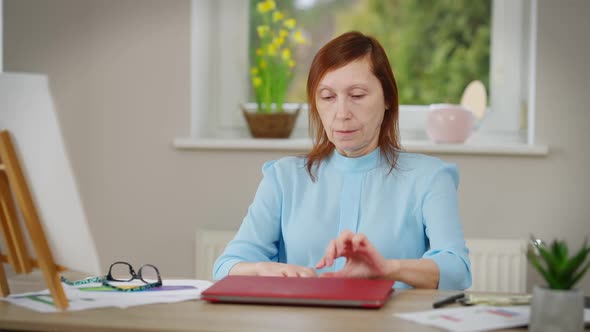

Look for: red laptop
[201,276,394,308]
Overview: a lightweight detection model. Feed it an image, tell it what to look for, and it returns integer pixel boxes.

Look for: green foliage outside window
[249,0,491,106]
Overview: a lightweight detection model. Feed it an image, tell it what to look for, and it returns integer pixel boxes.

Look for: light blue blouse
[213,148,471,290]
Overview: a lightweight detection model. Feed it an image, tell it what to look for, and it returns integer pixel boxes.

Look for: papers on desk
[396,306,590,332]
[1,279,213,313]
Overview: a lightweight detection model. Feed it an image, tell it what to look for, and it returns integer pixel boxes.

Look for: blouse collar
[328,147,381,172]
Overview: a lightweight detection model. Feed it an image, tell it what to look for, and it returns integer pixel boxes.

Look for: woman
[213,31,471,290]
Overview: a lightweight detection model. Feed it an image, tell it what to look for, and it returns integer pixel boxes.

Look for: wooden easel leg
[38,263,68,310]
[0,171,31,274]
[0,253,9,296]
[0,131,68,310]
[0,199,19,273]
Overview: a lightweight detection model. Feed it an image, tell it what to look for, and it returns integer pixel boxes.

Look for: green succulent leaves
[527,236,590,290]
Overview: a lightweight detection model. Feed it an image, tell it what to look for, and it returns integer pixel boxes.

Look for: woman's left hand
[315,230,399,279]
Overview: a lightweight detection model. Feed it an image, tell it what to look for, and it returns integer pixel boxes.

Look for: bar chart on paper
[396,306,530,332]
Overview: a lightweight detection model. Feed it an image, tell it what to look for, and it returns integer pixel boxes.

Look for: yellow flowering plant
[250,0,307,113]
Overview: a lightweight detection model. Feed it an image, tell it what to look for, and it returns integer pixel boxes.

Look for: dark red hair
[305,31,401,180]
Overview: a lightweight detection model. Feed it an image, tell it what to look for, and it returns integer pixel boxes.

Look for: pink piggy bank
[426,104,474,144]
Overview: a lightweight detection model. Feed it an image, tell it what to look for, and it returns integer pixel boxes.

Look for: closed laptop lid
[201,276,394,308]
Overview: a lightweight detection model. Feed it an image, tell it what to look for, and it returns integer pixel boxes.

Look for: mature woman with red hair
[214,31,471,290]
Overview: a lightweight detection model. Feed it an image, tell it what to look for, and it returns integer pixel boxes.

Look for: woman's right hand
[255,262,317,277]
[229,262,317,277]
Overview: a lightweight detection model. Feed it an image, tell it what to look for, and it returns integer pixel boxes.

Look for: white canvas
[0,73,100,275]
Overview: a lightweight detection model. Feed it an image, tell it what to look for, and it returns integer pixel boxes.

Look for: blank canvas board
[0,73,100,275]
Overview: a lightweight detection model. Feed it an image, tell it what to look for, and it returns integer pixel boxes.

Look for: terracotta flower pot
[241,103,301,139]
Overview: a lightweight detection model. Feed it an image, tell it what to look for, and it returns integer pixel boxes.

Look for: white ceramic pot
[529,286,584,332]
[426,104,474,144]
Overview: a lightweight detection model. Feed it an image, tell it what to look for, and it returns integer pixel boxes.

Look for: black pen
[432,293,465,308]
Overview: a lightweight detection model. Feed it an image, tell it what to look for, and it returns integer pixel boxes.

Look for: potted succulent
[242,0,307,138]
[527,236,590,332]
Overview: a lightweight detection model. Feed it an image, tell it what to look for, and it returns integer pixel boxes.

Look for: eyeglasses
[61,262,162,292]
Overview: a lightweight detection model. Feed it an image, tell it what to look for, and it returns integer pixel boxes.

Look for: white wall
[3,0,590,293]
[1,0,4,72]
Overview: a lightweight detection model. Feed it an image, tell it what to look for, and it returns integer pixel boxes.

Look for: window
[190,0,537,144]
[250,0,491,107]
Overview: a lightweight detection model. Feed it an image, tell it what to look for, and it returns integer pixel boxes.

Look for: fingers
[351,233,367,251]
[280,268,297,277]
[257,268,286,277]
[298,267,318,278]
[315,257,326,269]
[285,266,316,277]
[319,270,345,278]
[325,240,336,266]
[335,230,355,257]
[328,230,355,263]
[257,262,318,278]
[283,266,317,277]
[317,230,365,268]
[316,240,336,269]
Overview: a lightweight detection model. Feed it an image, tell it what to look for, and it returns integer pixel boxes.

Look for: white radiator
[466,238,527,293]
[195,230,527,292]
[194,229,236,280]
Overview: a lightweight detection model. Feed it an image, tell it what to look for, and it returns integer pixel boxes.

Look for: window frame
[190,0,538,144]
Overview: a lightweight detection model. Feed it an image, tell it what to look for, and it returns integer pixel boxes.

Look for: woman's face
[315,56,386,158]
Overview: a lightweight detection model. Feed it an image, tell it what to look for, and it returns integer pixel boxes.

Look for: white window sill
[174,130,549,157]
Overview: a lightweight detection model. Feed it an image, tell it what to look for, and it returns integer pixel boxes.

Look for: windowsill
[174,130,549,157]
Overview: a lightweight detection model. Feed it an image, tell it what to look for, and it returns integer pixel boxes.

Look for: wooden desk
[0,272,551,332]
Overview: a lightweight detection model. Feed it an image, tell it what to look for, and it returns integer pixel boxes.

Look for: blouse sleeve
[212,161,282,280]
[420,163,472,290]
